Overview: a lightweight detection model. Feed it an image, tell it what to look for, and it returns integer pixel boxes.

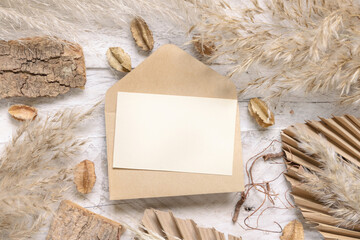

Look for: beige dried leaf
[248,98,275,128]
[280,220,304,240]
[130,17,154,51]
[106,47,131,72]
[193,35,215,56]
[8,104,37,121]
[74,160,96,194]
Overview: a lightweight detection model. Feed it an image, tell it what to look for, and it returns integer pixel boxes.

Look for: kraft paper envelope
[105,44,244,200]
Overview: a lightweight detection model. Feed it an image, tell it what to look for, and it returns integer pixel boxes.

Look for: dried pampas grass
[191,0,360,104]
[296,130,360,228]
[0,0,219,42]
[282,115,360,238]
[0,106,96,239]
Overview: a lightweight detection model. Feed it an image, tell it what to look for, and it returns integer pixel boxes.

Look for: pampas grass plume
[0,106,96,239]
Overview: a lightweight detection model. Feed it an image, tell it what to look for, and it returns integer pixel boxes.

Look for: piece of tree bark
[46,200,124,240]
[0,36,86,99]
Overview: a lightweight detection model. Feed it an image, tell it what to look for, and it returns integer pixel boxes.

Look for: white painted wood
[1,9,359,240]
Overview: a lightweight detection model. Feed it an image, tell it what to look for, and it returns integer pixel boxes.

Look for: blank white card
[113,92,237,175]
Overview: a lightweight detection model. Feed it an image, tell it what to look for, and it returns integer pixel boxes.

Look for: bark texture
[0,36,86,99]
[46,200,123,240]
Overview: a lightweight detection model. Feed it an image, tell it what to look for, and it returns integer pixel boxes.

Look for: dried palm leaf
[282,114,360,239]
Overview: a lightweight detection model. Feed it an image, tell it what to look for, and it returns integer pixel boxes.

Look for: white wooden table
[1,18,359,240]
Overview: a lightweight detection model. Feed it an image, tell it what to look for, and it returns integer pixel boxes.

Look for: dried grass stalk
[295,129,360,227]
[0,0,220,42]
[0,106,96,239]
[191,0,360,104]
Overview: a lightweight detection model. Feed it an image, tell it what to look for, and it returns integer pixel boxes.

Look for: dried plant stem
[232,191,246,223]
[263,152,284,161]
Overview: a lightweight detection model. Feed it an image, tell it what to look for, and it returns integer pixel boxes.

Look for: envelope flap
[105,44,236,113]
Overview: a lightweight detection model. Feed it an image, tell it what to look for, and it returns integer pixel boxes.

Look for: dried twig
[232,191,246,223]
[233,140,294,233]
[263,152,284,161]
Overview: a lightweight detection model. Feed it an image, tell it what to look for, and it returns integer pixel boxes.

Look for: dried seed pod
[130,17,154,51]
[248,98,275,128]
[106,47,131,72]
[280,220,304,240]
[193,35,215,56]
[74,160,96,194]
[8,104,37,121]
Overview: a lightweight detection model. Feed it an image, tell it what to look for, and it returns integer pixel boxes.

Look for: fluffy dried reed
[296,130,360,227]
[0,106,95,239]
[0,0,218,42]
[191,0,360,104]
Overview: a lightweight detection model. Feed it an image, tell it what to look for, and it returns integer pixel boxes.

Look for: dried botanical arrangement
[8,104,38,121]
[140,209,242,240]
[0,36,86,99]
[46,200,124,240]
[280,220,304,240]
[248,98,274,128]
[0,106,96,239]
[74,160,96,194]
[282,114,360,239]
[190,0,360,104]
[107,47,132,73]
[130,17,154,52]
